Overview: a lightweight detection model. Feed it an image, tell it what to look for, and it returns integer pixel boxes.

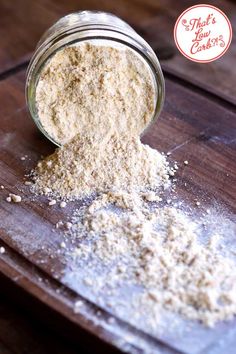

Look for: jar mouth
[26,20,165,147]
[36,11,135,50]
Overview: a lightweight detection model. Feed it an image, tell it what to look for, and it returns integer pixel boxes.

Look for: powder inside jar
[36,41,156,145]
[33,41,167,200]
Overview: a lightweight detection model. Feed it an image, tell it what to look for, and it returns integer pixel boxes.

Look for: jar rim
[26,12,165,146]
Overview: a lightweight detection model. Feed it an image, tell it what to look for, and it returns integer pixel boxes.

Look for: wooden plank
[0,0,157,75]
[137,0,236,104]
[1,0,235,106]
[0,245,177,354]
[0,293,83,354]
[0,0,235,106]
[0,67,235,353]
[0,0,58,74]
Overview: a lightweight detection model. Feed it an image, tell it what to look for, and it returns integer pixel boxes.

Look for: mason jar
[26,11,165,146]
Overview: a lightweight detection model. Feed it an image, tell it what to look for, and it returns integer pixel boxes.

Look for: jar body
[26,11,165,146]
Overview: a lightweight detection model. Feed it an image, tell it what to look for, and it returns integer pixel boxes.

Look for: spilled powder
[32,132,171,199]
[66,191,236,327]
[31,39,236,329]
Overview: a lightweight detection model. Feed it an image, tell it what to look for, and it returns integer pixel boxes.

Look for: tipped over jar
[26,11,165,146]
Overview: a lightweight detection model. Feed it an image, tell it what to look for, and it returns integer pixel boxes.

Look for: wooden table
[0,1,235,353]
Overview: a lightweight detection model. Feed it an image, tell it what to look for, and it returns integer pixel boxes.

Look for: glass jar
[26,11,165,146]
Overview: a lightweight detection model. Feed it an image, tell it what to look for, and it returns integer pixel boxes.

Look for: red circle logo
[174,4,232,63]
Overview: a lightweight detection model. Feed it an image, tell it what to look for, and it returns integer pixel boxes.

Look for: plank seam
[0,60,29,82]
[162,67,236,113]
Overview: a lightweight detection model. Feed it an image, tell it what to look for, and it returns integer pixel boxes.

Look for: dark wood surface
[0,1,235,353]
[1,0,235,101]
[0,291,84,354]
[138,0,236,104]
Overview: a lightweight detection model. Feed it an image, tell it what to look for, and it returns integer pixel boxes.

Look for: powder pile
[31,39,236,329]
[67,190,236,327]
[32,132,171,199]
[36,42,155,145]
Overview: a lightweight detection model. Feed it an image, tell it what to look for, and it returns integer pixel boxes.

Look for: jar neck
[37,11,135,49]
[27,11,159,80]
[26,11,165,146]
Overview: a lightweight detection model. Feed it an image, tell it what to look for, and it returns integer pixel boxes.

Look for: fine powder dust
[36,42,155,145]
[68,191,236,327]
[32,40,236,329]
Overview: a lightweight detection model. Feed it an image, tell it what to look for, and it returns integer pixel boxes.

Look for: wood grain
[0,0,235,103]
[0,0,235,352]
[137,0,236,104]
[0,293,84,354]
[0,64,235,353]
[0,0,157,75]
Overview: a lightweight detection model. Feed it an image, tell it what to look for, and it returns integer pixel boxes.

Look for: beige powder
[31,38,236,330]
[68,190,236,327]
[36,42,156,145]
[32,132,171,199]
